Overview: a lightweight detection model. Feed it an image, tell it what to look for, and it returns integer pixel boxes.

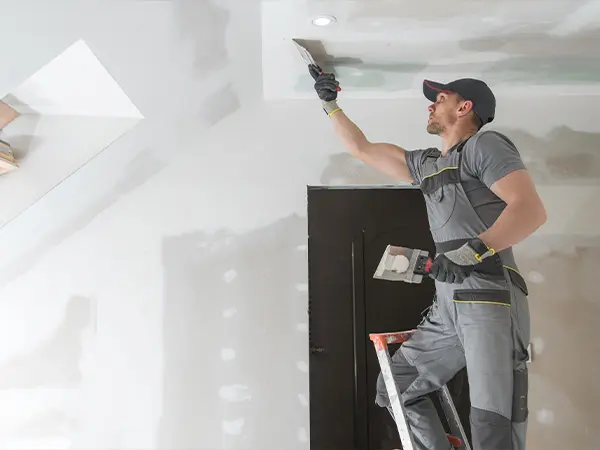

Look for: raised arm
[310,65,414,183]
[328,110,415,182]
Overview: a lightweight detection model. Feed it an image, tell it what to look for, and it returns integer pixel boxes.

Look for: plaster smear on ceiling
[263,0,600,99]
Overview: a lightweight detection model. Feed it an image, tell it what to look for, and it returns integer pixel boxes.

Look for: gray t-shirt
[405,130,526,228]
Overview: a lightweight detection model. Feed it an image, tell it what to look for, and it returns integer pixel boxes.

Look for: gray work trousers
[375,272,530,450]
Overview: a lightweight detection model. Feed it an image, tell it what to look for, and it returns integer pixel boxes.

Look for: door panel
[308,187,470,449]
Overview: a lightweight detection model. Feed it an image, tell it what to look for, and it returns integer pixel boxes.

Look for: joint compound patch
[222,269,237,283]
[219,385,251,402]
[536,408,555,425]
[298,393,308,407]
[295,283,308,292]
[296,323,308,333]
[223,307,237,318]
[296,361,309,373]
[531,337,545,355]
[527,271,545,283]
[297,427,308,443]
[222,418,245,435]
[221,348,236,361]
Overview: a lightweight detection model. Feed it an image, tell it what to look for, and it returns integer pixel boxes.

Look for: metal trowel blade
[292,39,317,67]
[373,245,430,284]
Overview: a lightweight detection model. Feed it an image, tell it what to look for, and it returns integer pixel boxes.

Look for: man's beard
[427,122,444,135]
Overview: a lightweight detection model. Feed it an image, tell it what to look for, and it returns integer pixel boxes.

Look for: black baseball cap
[423,78,496,125]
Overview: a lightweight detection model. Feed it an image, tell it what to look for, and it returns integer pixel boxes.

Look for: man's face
[426,92,460,135]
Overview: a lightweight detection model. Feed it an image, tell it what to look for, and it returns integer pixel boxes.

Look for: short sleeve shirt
[405,130,526,228]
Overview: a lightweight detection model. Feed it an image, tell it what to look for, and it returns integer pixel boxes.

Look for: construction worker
[310,65,547,450]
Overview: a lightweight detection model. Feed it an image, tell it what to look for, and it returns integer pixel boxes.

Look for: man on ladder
[310,66,547,450]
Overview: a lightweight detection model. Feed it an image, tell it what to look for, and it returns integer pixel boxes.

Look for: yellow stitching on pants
[453,300,510,307]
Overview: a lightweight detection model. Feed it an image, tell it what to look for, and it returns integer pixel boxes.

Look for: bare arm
[330,110,414,183]
[478,169,547,251]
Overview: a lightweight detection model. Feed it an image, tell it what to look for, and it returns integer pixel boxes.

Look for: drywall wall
[1,93,599,449]
[0,0,598,449]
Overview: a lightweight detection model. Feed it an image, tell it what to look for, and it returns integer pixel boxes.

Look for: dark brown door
[308,186,470,449]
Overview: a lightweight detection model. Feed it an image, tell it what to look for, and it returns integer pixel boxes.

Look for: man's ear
[457,100,474,117]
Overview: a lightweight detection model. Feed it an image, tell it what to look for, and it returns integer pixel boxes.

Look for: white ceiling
[263,0,600,99]
[1,0,599,233]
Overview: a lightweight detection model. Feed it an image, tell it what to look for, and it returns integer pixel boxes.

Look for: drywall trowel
[292,38,341,91]
[373,245,433,284]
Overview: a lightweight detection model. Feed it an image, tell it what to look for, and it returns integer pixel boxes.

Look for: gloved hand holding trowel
[373,237,495,285]
[309,65,342,116]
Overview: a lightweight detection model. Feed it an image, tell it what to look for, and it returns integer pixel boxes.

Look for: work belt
[435,238,529,296]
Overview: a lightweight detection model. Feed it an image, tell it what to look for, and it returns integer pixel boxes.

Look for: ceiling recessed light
[312,15,337,27]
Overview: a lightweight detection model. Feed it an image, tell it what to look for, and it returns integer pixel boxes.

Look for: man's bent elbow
[539,205,548,227]
[534,199,548,230]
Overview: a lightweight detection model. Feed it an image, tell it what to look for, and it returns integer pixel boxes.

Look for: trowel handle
[319,68,342,91]
[311,64,342,91]
[414,254,433,276]
[424,258,433,273]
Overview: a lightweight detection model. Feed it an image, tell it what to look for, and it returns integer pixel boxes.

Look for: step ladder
[370,330,472,450]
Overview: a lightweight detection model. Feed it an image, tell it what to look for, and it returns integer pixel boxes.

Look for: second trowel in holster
[373,245,433,284]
